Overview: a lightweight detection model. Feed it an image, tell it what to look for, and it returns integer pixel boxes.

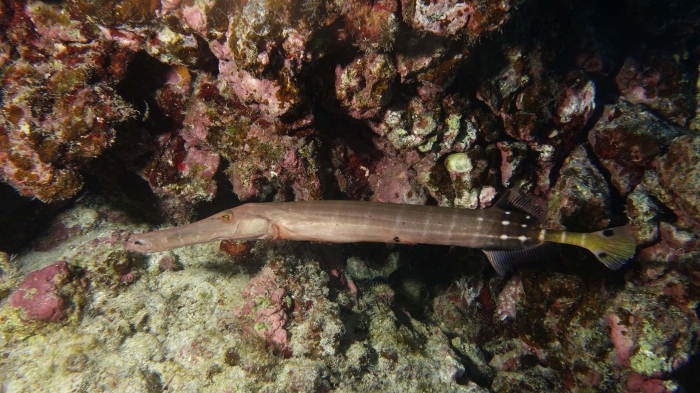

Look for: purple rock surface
[9,262,70,322]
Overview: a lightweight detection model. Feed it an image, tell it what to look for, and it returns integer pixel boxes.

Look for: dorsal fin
[494,189,547,223]
[483,243,560,276]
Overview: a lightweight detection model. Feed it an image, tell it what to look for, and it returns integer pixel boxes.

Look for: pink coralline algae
[335,52,397,120]
[615,56,693,126]
[496,141,528,188]
[341,0,399,52]
[216,40,302,120]
[401,0,515,39]
[9,262,71,322]
[606,313,634,367]
[430,259,699,392]
[25,1,90,43]
[232,259,344,360]
[605,271,699,380]
[547,146,611,231]
[651,134,700,229]
[234,266,292,353]
[368,154,427,205]
[138,125,219,222]
[0,0,536,210]
[636,221,700,266]
[554,70,596,133]
[0,59,134,203]
[626,372,672,393]
[496,275,522,321]
[174,74,321,203]
[0,2,135,203]
[589,100,684,194]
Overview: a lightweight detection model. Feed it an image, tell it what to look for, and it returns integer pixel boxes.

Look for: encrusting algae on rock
[1,0,700,391]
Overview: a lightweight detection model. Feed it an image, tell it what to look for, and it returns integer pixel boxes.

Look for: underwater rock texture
[615,56,693,126]
[0,58,134,203]
[588,101,684,195]
[335,52,397,120]
[0,0,136,203]
[233,264,292,353]
[1,0,700,391]
[8,262,71,322]
[652,134,700,229]
[547,146,612,231]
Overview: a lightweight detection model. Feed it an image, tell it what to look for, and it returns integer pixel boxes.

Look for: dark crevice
[115,51,176,137]
[0,183,65,253]
[672,346,700,393]
[192,159,241,219]
[581,143,628,226]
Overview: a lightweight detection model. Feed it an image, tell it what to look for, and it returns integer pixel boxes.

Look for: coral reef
[8,262,72,322]
[606,270,699,390]
[234,264,293,353]
[0,58,134,202]
[0,0,135,203]
[335,52,397,120]
[1,0,699,391]
[402,0,516,40]
[615,56,693,126]
[547,146,612,231]
[651,134,700,229]
[588,101,684,195]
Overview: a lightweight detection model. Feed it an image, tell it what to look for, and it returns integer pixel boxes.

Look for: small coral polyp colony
[1,0,699,392]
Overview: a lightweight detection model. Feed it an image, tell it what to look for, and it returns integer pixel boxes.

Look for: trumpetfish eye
[221,213,233,223]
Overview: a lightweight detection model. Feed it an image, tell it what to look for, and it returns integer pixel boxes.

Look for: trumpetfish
[125,190,637,275]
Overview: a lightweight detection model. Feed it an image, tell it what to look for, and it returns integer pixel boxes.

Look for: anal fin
[483,242,560,276]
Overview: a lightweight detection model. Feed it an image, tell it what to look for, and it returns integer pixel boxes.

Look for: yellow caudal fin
[585,226,637,270]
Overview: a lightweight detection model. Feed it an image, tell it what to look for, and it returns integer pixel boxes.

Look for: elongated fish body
[242,201,541,250]
[125,192,637,275]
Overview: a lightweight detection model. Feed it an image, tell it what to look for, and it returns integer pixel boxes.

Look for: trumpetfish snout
[125,209,240,253]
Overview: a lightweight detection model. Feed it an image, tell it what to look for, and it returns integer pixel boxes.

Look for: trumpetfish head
[125,210,239,253]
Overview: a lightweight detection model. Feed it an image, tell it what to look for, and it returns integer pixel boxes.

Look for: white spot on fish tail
[505,211,512,215]
[561,231,567,242]
[521,224,528,228]
[502,220,510,226]
[526,215,532,220]
[477,217,484,222]
[518,235,528,242]
[500,234,509,240]
[538,229,547,241]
